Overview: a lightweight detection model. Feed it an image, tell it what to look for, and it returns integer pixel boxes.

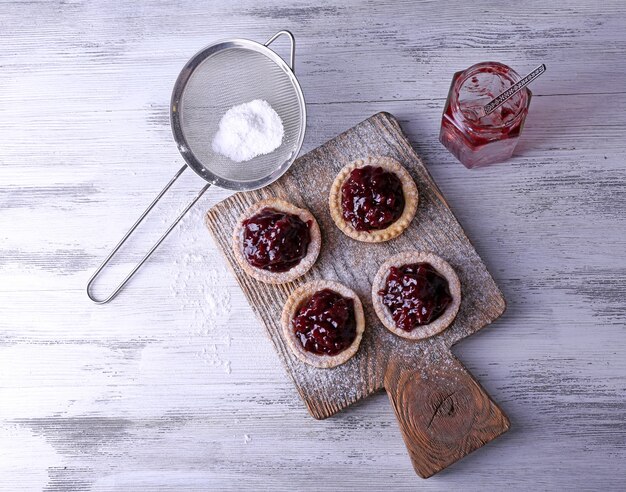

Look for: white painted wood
[1,0,625,490]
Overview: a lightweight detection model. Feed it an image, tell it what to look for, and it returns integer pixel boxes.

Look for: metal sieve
[87,31,306,303]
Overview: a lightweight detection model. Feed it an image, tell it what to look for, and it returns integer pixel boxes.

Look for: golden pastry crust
[372,251,461,341]
[232,198,321,284]
[281,280,365,368]
[329,156,418,243]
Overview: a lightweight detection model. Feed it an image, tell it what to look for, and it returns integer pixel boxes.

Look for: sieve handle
[86,164,211,304]
[265,30,296,72]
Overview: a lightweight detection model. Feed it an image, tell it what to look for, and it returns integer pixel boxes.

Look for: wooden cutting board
[205,112,509,478]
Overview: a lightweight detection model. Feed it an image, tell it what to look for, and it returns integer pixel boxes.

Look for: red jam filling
[292,289,357,356]
[378,262,452,332]
[341,165,405,231]
[242,207,311,272]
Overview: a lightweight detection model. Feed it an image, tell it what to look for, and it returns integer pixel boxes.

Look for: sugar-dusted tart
[329,156,418,243]
[281,280,365,368]
[232,198,321,284]
[372,251,461,340]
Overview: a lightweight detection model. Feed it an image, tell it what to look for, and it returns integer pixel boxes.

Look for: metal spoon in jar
[482,64,546,116]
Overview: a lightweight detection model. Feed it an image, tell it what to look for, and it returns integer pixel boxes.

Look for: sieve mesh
[179,47,304,185]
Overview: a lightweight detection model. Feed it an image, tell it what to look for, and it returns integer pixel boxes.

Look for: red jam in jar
[439,62,532,169]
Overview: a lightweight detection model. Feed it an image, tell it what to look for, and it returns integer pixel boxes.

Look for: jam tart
[281,280,365,368]
[232,198,321,284]
[372,251,461,340]
[329,156,418,243]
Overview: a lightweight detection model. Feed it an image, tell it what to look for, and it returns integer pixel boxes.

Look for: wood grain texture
[1,0,626,490]
[385,349,510,478]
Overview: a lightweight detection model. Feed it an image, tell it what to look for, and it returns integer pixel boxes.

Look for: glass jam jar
[439,62,532,169]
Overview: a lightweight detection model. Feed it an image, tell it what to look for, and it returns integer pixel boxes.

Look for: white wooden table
[1,1,625,490]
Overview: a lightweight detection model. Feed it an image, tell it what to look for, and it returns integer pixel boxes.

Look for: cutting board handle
[384,350,510,478]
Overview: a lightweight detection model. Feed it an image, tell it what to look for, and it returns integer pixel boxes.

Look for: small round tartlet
[232,198,321,284]
[329,156,419,243]
[281,280,365,368]
[372,251,461,341]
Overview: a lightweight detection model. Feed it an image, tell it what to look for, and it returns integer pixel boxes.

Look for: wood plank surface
[1,0,625,490]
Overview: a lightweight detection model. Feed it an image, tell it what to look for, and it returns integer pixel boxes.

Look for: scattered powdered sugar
[169,205,232,374]
[211,99,284,163]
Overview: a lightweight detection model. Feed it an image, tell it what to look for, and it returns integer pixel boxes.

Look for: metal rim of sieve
[171,33,306,190]
[87,30,306,304]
